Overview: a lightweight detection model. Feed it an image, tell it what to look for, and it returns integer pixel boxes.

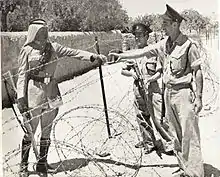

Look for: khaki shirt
[130,33,201,86]
[122,55,162,94]
[17,42,94,108]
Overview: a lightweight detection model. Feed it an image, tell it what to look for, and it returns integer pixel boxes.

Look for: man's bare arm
[108,42,163,62]
[146,71,161,83]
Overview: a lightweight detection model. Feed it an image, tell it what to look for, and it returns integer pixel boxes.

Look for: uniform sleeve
[17,48,29,99]
[120,38,165,60]
[156,56,163,73]
[188,43,201,70]
[52,42,94,60]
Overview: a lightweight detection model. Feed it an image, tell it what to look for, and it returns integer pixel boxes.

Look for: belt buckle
[44,77,51,85]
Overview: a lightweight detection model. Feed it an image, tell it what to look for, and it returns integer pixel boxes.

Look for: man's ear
[144,32,149,39]
[172,21,180,29]
[172,21,177,28]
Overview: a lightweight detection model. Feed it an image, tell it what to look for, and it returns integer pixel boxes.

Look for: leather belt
[165,83,191,90]
[29,75,52,85]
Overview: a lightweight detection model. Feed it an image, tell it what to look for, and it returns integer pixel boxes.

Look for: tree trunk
[1,11,8,31]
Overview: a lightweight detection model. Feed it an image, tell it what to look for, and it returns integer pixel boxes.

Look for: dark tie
[166,41,177,55]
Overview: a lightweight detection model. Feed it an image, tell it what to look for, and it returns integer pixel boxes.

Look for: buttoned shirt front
[17,42,94,108]
[130,33,201,86]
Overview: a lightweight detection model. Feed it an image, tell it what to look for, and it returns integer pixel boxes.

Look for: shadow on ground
[204,163,220,177]
[38,157,178,175]
[28,159,219,176]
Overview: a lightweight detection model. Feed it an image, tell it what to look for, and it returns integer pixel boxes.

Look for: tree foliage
[7,0,32,31]
[1,0,41,31]
[1,0,217,34]
[132,14,163,32]
[0,0,23,31]
[78,0,129,31]
[181,9,210,34]
[1,0,129,32]
[131,9,215,36]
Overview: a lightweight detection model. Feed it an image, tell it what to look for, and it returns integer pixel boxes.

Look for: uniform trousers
[164,86,204,177]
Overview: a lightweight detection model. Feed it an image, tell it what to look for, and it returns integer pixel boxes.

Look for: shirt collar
[171,33,188,46]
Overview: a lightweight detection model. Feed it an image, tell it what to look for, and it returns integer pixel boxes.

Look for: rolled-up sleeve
[52,42,93,60]
[121,39,165,60]
[17,48,29,99]
[156,56,163,73]
[188,43,201,70]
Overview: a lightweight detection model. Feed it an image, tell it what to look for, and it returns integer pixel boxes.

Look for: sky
[118,0,219,19]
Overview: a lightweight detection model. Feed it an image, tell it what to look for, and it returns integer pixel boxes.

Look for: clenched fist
[90,54,107,64]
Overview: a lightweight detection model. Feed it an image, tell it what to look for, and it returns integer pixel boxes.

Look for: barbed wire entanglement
[2,34,220,177]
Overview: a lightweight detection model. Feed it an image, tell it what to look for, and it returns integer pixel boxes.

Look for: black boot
[19,139,31,177]
[36,138,54,174]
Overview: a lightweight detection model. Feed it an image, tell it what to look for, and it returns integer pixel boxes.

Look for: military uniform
[17,42,95,136]
[132,56,167,150]
[156,34,204,177]
[116,5,204,176]
[121,23,171,152]
[17,19,104,176]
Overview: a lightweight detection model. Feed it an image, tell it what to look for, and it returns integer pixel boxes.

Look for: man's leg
[19,108,41,177]
[151,92,174,155]
[134,91,156,148]
[165,88,204,177]
[36,108,58,174]
[133,82,156,152]
[152,92,169,132]
[175,88,204,177]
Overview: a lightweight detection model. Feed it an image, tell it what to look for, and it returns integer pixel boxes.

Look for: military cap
[131,23,152,35]
[162,4,185,23]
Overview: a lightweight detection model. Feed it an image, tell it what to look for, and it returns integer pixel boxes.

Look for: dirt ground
[1,36,220,177]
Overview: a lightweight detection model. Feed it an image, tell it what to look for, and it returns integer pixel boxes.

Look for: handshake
[91,49,123,65]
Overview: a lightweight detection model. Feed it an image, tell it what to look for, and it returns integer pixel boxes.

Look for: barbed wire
[2,35,220,177]
[1,37,123,81]
[51,105,144,177]
[2,34,219,115]
[3,104,144,176]
[2,62,123,128]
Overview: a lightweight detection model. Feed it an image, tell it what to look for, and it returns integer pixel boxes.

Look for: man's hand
[144,77,153,86]
[17,97,28,114]
[145,78,152,84]
[91,54,107,64]
[194,97,202,114]
[97,54,107,64]
[108,53,122,63]
[132,71,138,80]
[107,49,123,64]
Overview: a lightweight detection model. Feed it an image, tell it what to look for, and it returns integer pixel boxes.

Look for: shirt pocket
[170,53,187,75]
[28,55,42,75]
